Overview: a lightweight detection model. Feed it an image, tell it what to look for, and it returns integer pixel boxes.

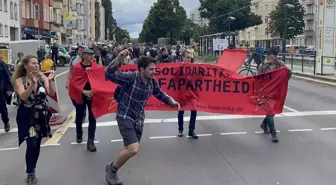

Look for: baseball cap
[82,48,95,54]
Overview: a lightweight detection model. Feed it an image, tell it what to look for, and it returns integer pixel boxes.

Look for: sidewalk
[286,63,336,84]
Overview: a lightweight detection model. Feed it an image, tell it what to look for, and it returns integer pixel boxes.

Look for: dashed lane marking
[70,141,100,145]
[1,128,336,152]
[220,132,247,135]
[321,128,336,131]
[74,110,336,128]
[283,105,299,112]
[0,125,60,134]
[43,109,76,145]
[288,129,313,132]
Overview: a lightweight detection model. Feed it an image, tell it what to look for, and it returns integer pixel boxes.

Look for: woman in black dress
[12,55,56,185]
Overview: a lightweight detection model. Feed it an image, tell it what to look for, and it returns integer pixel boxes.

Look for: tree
[267,0,305,40]
[199,0,262,33]
[180,19,209,44]
[139,0,187,43]
[115,27,130,43]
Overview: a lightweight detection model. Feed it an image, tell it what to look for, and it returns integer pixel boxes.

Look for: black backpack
[114,75,137,103]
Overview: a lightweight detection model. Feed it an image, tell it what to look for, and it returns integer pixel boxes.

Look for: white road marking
[41,143,61,147]
[149,136,177,139]
[321,128,336,131]
[254,130,281,134]
[111,139,123,143]
[220,132,247,135]
[74,110,336,128]
[292,75,336,87]
[283,105,299,112]
[0,147,19,151]
[70,141,100,145]
[187,133,212,137]
[288,129,313,132]
[55,70,69,78]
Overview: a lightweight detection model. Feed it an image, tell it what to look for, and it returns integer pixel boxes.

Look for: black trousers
[178,110,197,132]
[73,97,96,138]
[25,136,42,174]
[0,91,9,124]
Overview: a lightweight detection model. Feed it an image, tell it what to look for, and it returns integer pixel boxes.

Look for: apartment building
[0,0,21,42]
[20,0,59,43]
[190,6,208,26]
[239,0,317,47]
[238,0,283,47]
[89,0,94,43]
[94,0,105,42]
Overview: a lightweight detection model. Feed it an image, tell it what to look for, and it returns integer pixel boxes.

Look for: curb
[292,73,336,87]
[292,72,336,83]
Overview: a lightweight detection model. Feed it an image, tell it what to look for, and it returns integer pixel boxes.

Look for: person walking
[12,55,55,185]
[104,50,180,185]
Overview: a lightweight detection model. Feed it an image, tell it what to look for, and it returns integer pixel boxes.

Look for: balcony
[53,0,63,9]
[304,13,314,20]
[62,0,68,6]
[303,0,314,5]
[304,30,315,37]
[71,10,77,17]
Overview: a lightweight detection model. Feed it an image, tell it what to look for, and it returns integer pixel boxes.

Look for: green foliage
[199,0,262,33]
[267,0,305,39]
[139,0,187,43]
[181,19,209,43]
[194,55,218,63]
[115,27,130,43]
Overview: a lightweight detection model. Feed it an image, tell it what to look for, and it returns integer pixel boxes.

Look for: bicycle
[238,51,265,76]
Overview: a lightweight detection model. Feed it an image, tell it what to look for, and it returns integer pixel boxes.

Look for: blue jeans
[178,110,197,132]
[262,115,275,134]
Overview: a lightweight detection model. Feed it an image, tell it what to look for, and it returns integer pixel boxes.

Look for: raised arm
[104,49,136,85]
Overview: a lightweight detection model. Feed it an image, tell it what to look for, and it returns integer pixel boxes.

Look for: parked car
[45,45,71,67]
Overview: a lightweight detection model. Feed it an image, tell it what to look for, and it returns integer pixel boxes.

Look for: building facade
[0,0,21,42]
[238,0,317,47]
[99,4,104,41]
[20,0,59,43]
[190,6,208,26]
[89,0,94,42]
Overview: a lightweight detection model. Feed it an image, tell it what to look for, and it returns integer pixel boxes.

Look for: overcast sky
[111,0,201,38]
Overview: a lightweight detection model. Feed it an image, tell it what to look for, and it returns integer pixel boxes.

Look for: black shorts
[117,117,143,146]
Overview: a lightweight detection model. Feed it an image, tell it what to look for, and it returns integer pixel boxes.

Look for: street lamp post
[282,3,295,61]
[228,16,236,46]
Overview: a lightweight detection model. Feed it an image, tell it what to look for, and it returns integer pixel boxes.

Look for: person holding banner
[104,50,180,185]
[258,47,292,142]
[177,50,198,139]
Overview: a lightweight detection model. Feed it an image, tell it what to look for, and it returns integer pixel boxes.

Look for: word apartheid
[81,63,289,119]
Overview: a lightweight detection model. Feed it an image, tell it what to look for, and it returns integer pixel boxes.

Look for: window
[4,0,7,12]
[0,24,2,36]
[14,3,17,19]
[265,4,268,12]
[53,8,57,22]
[34,4,39,20]
[4,25,8,37]
[61,15,63,25]
[10,2,13,18]
[43,5,46,21]
[21,0,25,18]
[50,7,52,22]
[30,2,33,18]
[25,1,29,18]
[0,0,3,11]
[76,19,80,29]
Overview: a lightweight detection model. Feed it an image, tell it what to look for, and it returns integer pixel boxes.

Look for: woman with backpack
[11,55,55,185]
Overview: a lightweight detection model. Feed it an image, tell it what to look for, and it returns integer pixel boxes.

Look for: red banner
[86,63,289,119]
[217,49,247,71]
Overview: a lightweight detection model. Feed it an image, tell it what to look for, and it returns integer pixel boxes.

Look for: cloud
[111,0,200,38]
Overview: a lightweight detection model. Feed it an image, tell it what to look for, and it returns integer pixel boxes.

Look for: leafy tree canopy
[139,0,188,43]
[199,0,262,33]
[267,0,305,39]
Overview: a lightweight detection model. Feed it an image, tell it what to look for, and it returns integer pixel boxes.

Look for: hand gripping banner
[71,63,289,119]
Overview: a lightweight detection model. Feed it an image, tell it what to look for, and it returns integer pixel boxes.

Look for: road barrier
[43,71,68,126]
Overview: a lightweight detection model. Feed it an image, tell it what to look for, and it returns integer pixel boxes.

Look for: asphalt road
[1,66,336,185]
